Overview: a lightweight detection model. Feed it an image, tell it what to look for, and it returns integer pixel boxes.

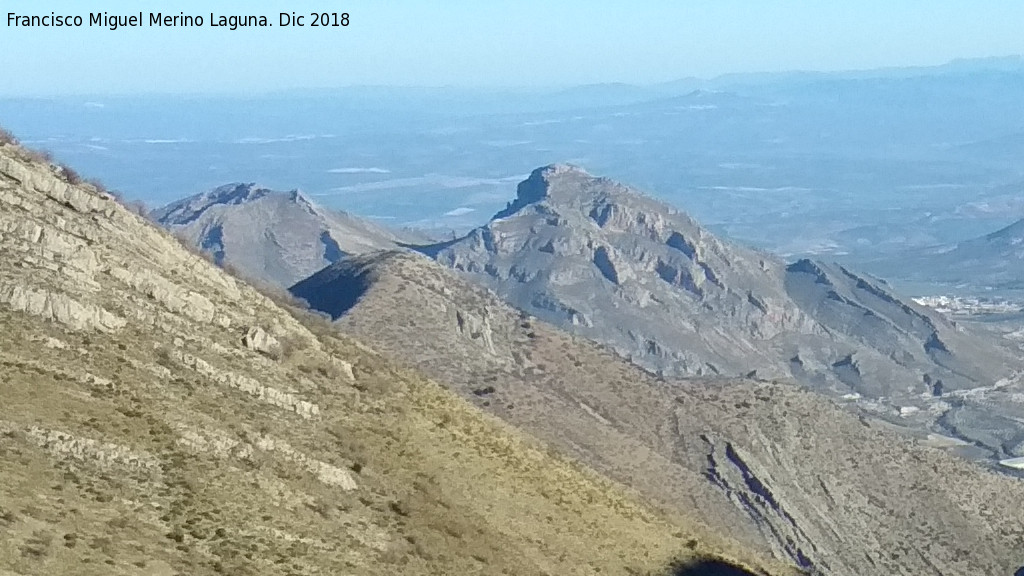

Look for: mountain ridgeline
[291,249,1024,576]
[426,165,1010,385]
[152,183,427,287]
[146,161,1024,574]
[417,165,1024,459]
[869,216,1024,290]
[153,167,1024,460]
[0,141,797,574]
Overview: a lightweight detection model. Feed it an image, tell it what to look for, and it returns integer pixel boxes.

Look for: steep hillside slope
[0,142,791,575]
[869,217,1024,290]
[293,250,1024,576]
[152,183,424,286]
[420,165,1024,458]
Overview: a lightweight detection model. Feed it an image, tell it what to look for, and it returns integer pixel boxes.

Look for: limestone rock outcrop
[242,325,282,357]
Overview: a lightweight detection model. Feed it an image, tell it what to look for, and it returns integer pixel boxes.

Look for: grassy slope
[0,140,790,575]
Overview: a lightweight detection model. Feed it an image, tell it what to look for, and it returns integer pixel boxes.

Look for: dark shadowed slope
[671,559,761,576]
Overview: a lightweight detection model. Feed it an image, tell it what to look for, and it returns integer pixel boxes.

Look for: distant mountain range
[16,54,1024,264]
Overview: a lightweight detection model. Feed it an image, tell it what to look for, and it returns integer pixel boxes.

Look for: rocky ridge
[152,183,424,287]
[293,249,1024,576]
[0,142,788,575]
[422,164,1024,460]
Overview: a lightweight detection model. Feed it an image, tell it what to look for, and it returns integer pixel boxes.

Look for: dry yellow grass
[0,138,791,575]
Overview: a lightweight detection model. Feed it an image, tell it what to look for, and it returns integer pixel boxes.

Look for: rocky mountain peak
[493,163,631,220]
[152,183,325,224]
[151,182,266,222]
[152,183,416,286]
[490,163,697,244]
[208,182,270,204]
[426,167,1023,444]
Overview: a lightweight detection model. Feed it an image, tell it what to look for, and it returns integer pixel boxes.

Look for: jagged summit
[154,183,419,286]
[492,163,663,220]
[198,182,273,205]
[151,183,334,223]
[494,164,590,219]
[151,183,284,221]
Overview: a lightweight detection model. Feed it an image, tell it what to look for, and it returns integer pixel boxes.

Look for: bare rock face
[426,165,822,379]
[242,326,282,357]
[0,283,126,332]
[422,165,1024,458]
[152,183,425,286]
[293,249,1024,576]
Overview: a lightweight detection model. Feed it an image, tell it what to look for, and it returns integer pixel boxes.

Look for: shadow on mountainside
[670,558,761,576]
[290,259,377,319]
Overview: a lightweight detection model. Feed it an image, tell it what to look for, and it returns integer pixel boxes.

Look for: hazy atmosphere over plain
[4,0,1024,94]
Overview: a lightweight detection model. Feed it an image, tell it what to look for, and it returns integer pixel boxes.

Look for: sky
[2,0,1024,95]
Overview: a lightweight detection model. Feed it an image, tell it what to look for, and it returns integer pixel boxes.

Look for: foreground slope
[421,165,1024,458]
[152,183,423,287]
[293,250,1024,576]
[0,142,791,575]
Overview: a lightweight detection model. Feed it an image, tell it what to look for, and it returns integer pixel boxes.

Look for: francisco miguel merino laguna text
[7,12,350,31]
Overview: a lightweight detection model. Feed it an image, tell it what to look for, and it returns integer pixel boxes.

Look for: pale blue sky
[2,0,1024,95]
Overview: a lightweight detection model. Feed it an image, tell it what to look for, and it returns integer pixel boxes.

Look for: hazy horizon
[4,1,1024,96]
[1,53,1023,98]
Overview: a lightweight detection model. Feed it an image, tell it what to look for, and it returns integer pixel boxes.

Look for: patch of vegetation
[0,126,17,145]
[20,530,53,559]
